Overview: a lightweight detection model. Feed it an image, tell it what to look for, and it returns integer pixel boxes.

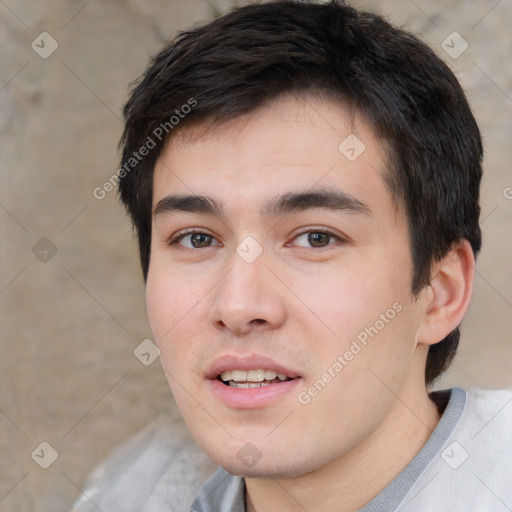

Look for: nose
[207,249,287,337]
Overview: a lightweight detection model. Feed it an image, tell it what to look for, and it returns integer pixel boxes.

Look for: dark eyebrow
[154,195,225,218]
[154,188,371,219]
[262,189,372,218]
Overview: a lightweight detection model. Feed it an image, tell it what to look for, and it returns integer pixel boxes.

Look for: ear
[417,240,476,346]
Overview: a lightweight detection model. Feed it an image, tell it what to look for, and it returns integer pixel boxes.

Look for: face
[146,94,429,478]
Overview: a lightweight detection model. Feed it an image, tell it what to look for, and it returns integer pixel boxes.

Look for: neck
[245,375,441,512]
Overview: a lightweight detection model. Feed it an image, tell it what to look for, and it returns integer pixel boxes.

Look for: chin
[219,455,323,480]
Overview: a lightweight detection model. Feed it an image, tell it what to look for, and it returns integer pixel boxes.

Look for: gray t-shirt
[72,387,512,512]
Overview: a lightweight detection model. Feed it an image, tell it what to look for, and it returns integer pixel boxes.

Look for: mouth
[218,369,294,388]
[207,354,302,408]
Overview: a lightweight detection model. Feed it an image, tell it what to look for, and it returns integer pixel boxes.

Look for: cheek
[146,263,203,358]
[146,268,173,340]
[146,266,210,403]
[146,254,206,326]
[292,264,396,338]
[295,258,416,378]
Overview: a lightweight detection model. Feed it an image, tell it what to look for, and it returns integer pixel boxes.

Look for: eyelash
[169,228,345,250]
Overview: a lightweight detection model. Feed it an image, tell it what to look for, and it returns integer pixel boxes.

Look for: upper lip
[206,354,301,380]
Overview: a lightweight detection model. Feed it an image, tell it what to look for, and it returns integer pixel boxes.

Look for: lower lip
[209,378,301,409]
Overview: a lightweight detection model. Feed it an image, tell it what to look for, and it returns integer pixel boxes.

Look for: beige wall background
[1,0,511,509]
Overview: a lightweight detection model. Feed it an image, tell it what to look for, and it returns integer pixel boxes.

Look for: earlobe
[418,240,476,346]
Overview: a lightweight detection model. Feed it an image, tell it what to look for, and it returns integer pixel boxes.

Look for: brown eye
[173,232,220,249]
[293,230,340,248]
[308,232,331,247]
[189,233,213,248]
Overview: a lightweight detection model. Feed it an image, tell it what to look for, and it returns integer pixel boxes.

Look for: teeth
[231,370,247,382]
[247,369,265,382]
[228,381,272,388]
[220,369,286,383]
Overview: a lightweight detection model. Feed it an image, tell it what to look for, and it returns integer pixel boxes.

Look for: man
[74,1,512,510]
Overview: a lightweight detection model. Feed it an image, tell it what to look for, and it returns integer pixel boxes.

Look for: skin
[146,94,475,512]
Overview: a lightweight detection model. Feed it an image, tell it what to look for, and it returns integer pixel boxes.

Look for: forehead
[152,93,394,215]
